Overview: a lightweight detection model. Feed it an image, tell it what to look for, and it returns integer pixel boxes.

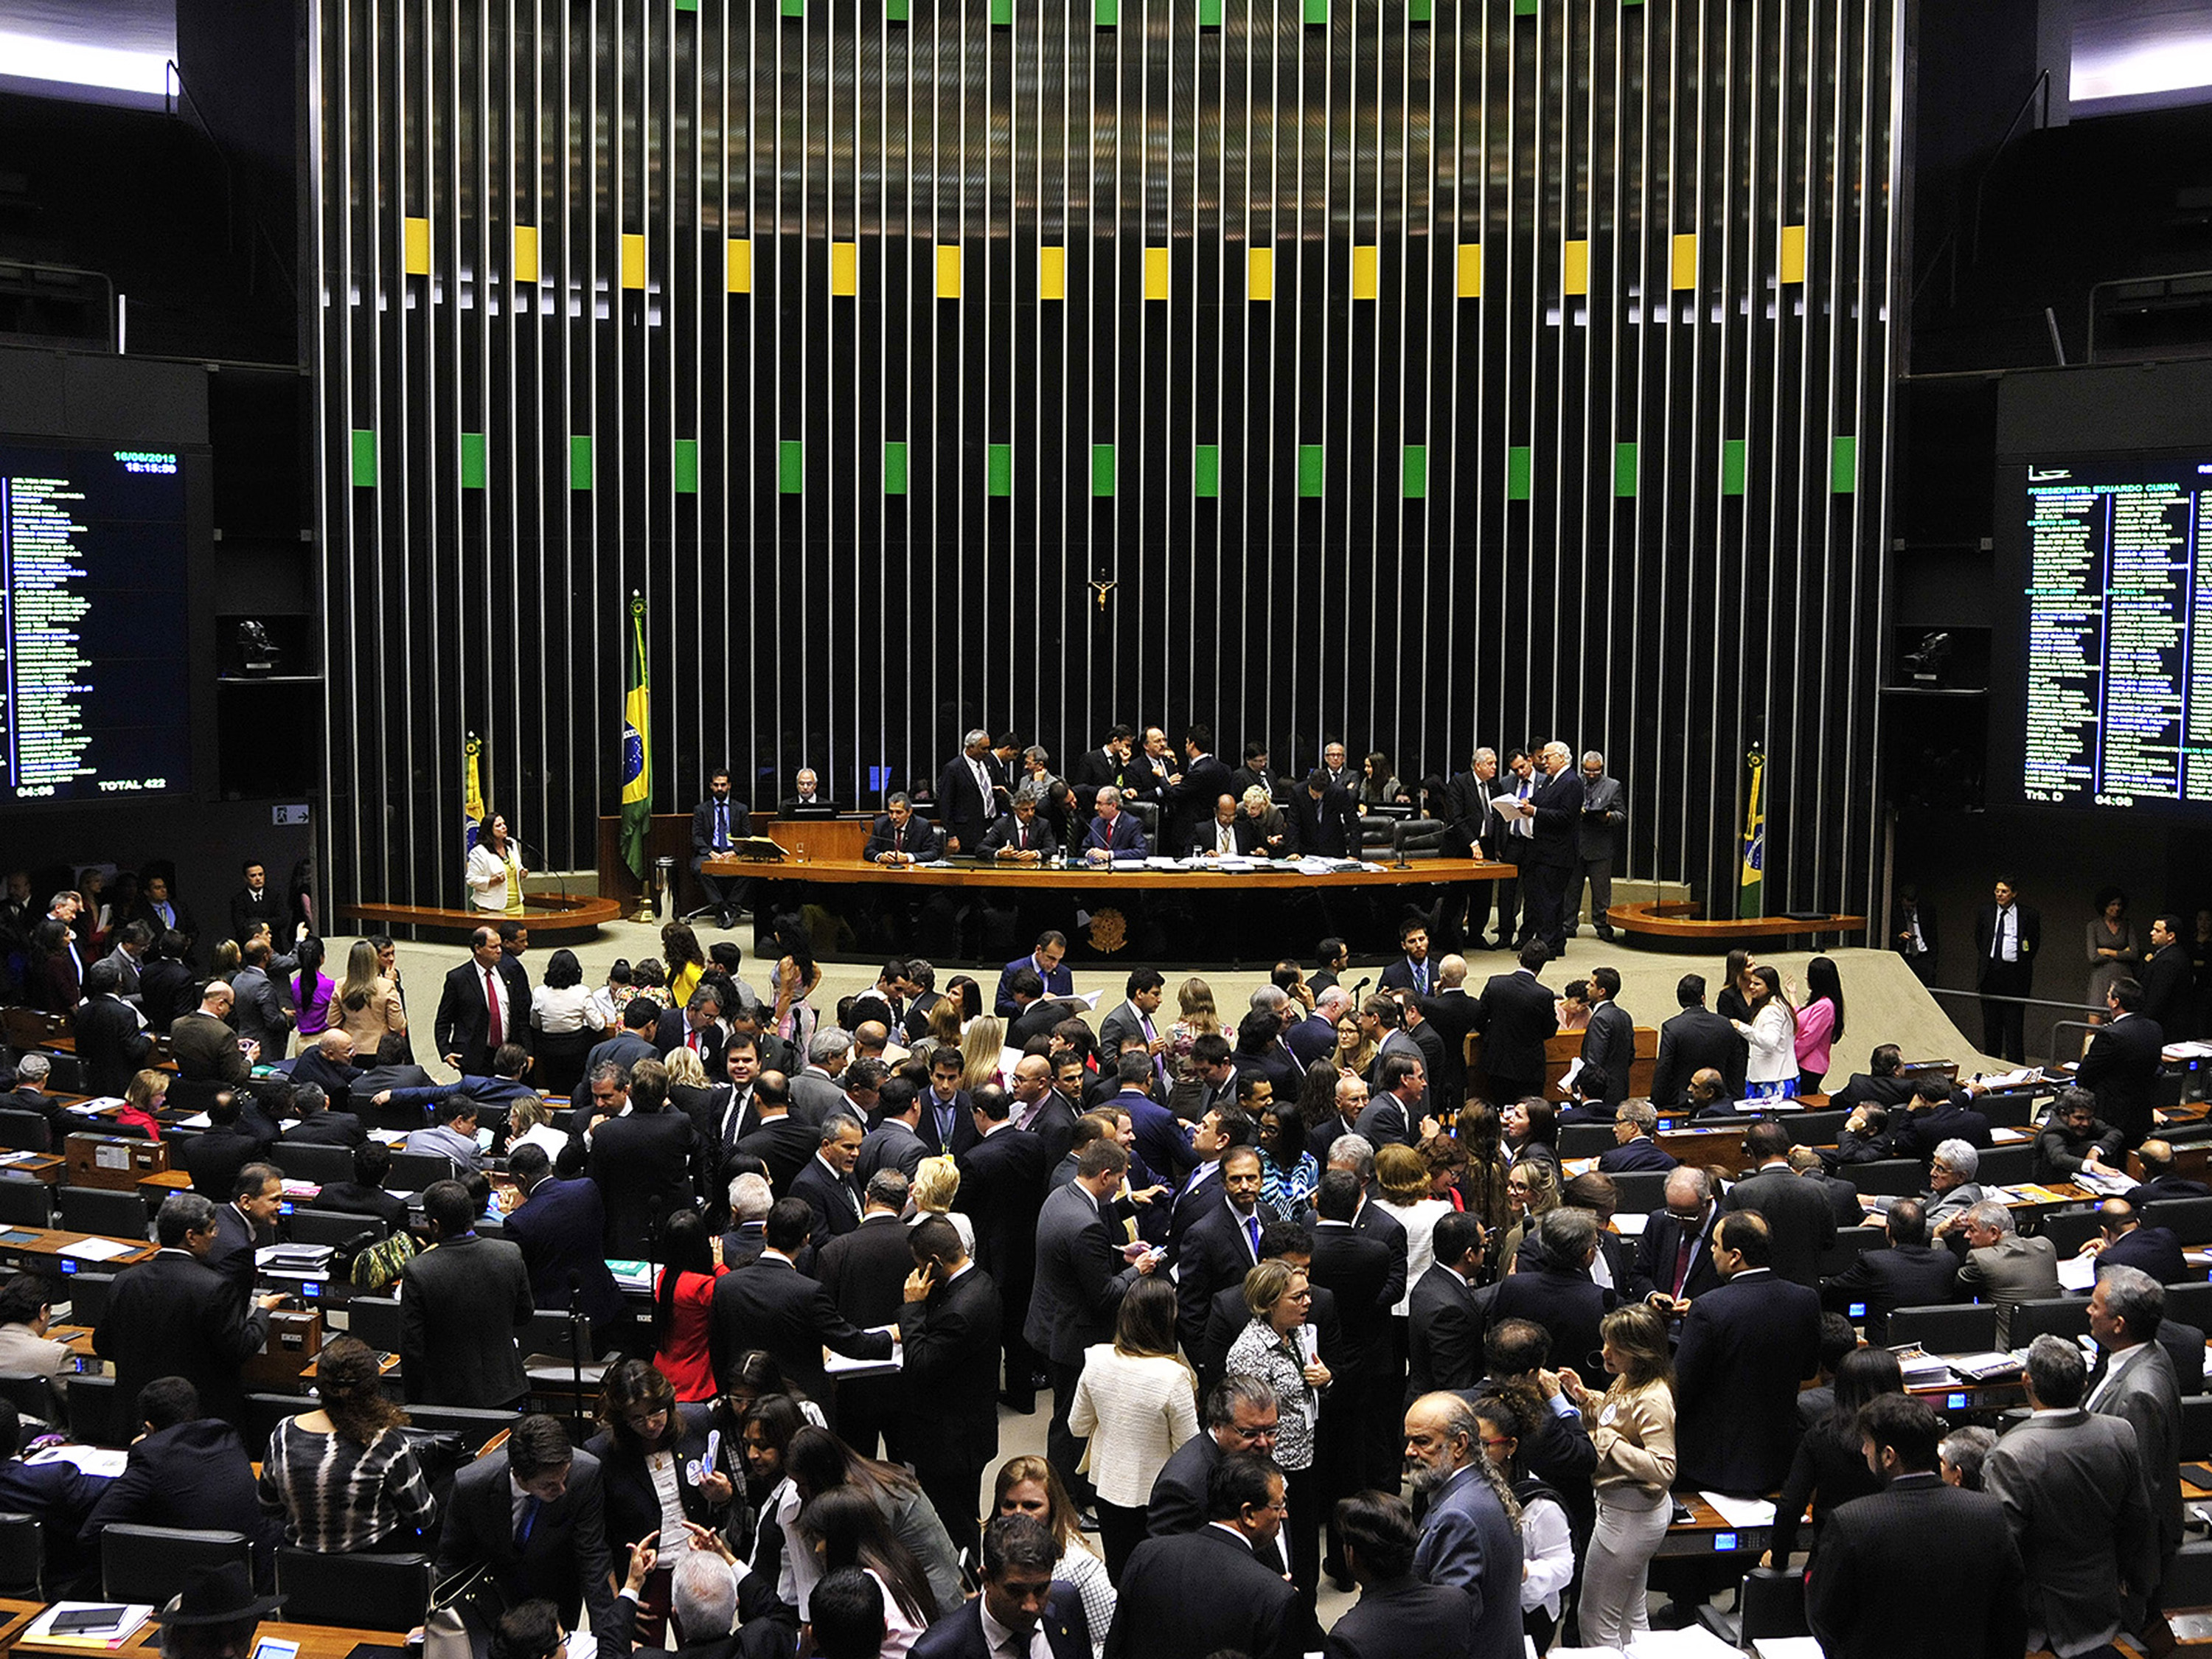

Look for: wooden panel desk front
[706,853,1516,892]
[0,1228,156,1274]
[0,1596,408,1659]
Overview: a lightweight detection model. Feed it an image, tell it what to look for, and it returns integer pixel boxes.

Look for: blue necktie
[515,1495,541,1548]
[1245,1216,1261,1260]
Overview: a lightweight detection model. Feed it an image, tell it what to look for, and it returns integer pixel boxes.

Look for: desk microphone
[1349,975,1372,1000]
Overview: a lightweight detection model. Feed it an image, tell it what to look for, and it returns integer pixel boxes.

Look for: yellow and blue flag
[1737,745,1765,919]
[620,594,651,880]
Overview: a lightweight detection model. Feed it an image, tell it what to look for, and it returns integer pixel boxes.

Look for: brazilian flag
[462,732,485,858]
[1737,744,1765,919]
[620,594,651,880]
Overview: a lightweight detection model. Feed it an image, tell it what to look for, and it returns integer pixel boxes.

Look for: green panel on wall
[460,432,487,490]
[1094,0,1116,23]
[1832,436,1858,494]
[779,440,804,494]
[1197,0,1222,21]
[1298,445,1324,498]
[987,443,1013,497]
[1722,438,1748,496]
[1194,444,1220,498]
[989,0,1010,20]
[673,439,699,495]
[884,441,910,495]
[350,429,375,487]
[1302,0,1326,21]
[1092,444,1116,497]
[1614,442,1638,498]
[569,435,593,490]
[1402,445,1427,499]
[1506,445,1533,501]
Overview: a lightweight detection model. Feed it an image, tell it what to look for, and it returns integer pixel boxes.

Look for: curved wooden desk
[1607,900,1868,947]
[338,891,625,941]
[712,854,1514,891]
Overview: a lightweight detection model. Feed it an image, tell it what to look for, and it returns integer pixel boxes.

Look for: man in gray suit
[229,940,295,1062]
[1956,1201,2062,1344]
[2090,1265,2184,1603]
[1565,751,1626,940]
[1983,1335,2157,1658]
[399,1178,535,1408]
[790,1029,861,1124]
[1025,1140,1157,1509]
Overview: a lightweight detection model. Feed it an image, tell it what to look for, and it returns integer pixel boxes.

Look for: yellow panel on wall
[1672,233,1697,290]
[620,234,647,291]
[1562,239,1590,296]
[1039,246,1065,300]
[1779,224,1807,283]
[936,245,962,299]
[726,239,752,294]
[512,226,540,284]
[1248,247,1274,301]
[1144,246,1169,300]
[830,243,859,296]
[403,217,431,276]
[1352,246,1380,300]
[1457,243,1481,298]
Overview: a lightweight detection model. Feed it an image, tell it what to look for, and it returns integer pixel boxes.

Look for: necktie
[715,801,729,849]
[1672,1231,1696,1297]
[1018,824,1027,851]
[485,970,504,1046]
[1414,961,1428,994]
[725,1091,750,1147]
[1245,1215,1261,1259]
[1141,1014,1166,1087]
[1220,823,1234,854]
[515,1495,541,1548]
[895,823,906,852]
[688,1031,701,1054]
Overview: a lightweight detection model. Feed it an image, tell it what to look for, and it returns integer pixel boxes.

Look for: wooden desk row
[0,1596,403,1659]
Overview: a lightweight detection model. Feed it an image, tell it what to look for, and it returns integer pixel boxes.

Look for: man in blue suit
[912,1514,1088,1659]
[994,931,1073,1018]
[1107,1052,1194,1185]
[501,1144,629,1349]
[1082,786,1149,864]
[1596,1101,1679,1174]
[1402,1392,1523,1659]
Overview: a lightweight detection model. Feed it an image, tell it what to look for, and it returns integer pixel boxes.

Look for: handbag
[425,1559,503,1659]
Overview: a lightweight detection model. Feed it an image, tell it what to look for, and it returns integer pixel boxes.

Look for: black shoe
[717,911,733,930]
[1596,926,1616,941]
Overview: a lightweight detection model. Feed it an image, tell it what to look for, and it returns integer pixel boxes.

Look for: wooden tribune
[1464,1028,1659,1103]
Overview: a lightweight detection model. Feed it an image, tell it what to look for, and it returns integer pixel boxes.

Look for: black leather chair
[1841,1158,1929,1198]
[1974,1144,2034,1186]
[275,1548,432,1630]
[101,1524,254,1604]
[56,1186,151,1240]
[1886,1303,2001,1355]
[0,1371,61,1427]
[1609,1171,1670,1214]
[2143,1195,2212,1244]
[2181,1394,2212,1461]
[0,1113,50,1155]
[346,1295,403,1354]
[386,1152,458,1190]
[269,1143,359,1186]
[1557,1124,1613,1159]
[2039,1208,2106,1259]
[62,1270,115,1324]
[0,1177,52,1229]
[287,1208,385,1248]
[2006,1297,2092,1347]
[65,1372,128,1449]
[0,1513,41,1598]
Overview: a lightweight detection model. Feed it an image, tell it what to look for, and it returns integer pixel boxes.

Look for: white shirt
[2087,1341,2148,1413]
[1214,818,1237,855]
[981,1597,1050,1659]
[1992,905,2019,963]
[479,963,511,1036]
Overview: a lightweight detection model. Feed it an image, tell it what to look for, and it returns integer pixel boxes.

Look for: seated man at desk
[0,1270,74,1397]
[978,786,1059,865]
[0,1399,108,1590]
[779,768,835,815]
[2034,1088,2126,1183]
[863,793,942,866]
[1082,786,1148,865]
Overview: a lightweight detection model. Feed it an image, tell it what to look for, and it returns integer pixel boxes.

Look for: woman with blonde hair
[1373,1142,1451,1315]
[1559,1304,1677,1649]
[504,1093,568,1161]
[1499,1159,1561,1269]
[908,1155,975,1256]
[1068,1276,1197,1577]
[925,995,964,1052]
[1222,1259,1330,1604]
[1168,977,1219,1088]
[958,1014,1006,1093]
[993,1455,1114,1658]
[1334,1012,1376,1078]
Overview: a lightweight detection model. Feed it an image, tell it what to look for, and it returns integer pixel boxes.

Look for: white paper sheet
[1695,1491,1776,1528]
[2057,1253,2098,1292]
[58,1237,135,1262]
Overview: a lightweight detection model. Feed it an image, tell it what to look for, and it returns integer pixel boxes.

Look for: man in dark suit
[733,1073,820,1197]
[399,1179,535,1408]
[434,1413,625,1655]
[706,1199,893,1423]
[857,1077,931,1185]
[2133,1138,2211,1206]
[177,1091,272,1200]
[1891,885,1940,986]
[995,933,1074,1018]
[287,1029,369,1112]
[814,1171,922,1464]
[690,769,751,928]
[1805,1394,2026,1659]
[2090,1265,2185,1583]
[1402,1393,1523,1659]
[568,1001,663,1122]
[1879,1074,1995,1160]
[655,991,730,1077]
[502,1144,628,1347]
[131,874,198,964]
[1068,726,1133,818]
[494,921,535,1043]
[93,1192,285,1427]
[227,859,284,947]
[897,1216,1005,1564]
[954,1085,1051,1407]
[1378,918,1441,999]
[1974,877,2041,1064]
[1171,1147,1269,1357]
[170,981,253,1085]
[78,1375,281,1571]
[1326,1490,1479,1659]
[1470,942,1559,1102]
[1287,770,1363,858]
[787,1113,866,1243]
[2143,913,2195,1039]
[1106,1454,1301,1659]
[1820,1197,1959,1342]
[1565,751,1626,941]
[1647,973,1748,1107]
[1566,966,1634,1116]
[1081,787,1149,863]
[1438,748,1501,942]
[1828,1043,1917,1111]
[914,1514,1087,1659]
[1509,742,1583,956]
[937,728,1003,856]
[434,927,518,1078]
[1718,1121,1837,1287]
[2083,1197,2189,1285]
[2037,1088,2129,1181]
[916,1048,982,1163]
[863,793,943,865]
[206,1164,282,1307]
[1026,1141,1154,1505]
[74,961,152,1097]
[1408,1213,1490,1397]
[1307,1169,1399,1552]
[978,791,1060,865]
[588,1065,698,1256]
[1674,1211,1823,1495]
[2076,976,2165,1147]
[1490,1208,1615,1389]
[1147,1377,1289,1576]
[1597,1102,1677,1175]
[1415,966,1478,1107]
[1160,727,1234,853]
[136,931,195,1033]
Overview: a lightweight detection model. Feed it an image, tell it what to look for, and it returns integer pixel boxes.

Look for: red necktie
[1018,824,1027,850]
[485,970,504,1046]
[1672,1232,1695,1297]
[688,1031,700,1053]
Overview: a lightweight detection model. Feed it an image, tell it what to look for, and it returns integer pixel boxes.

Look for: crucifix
[1087,575,1116,613]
